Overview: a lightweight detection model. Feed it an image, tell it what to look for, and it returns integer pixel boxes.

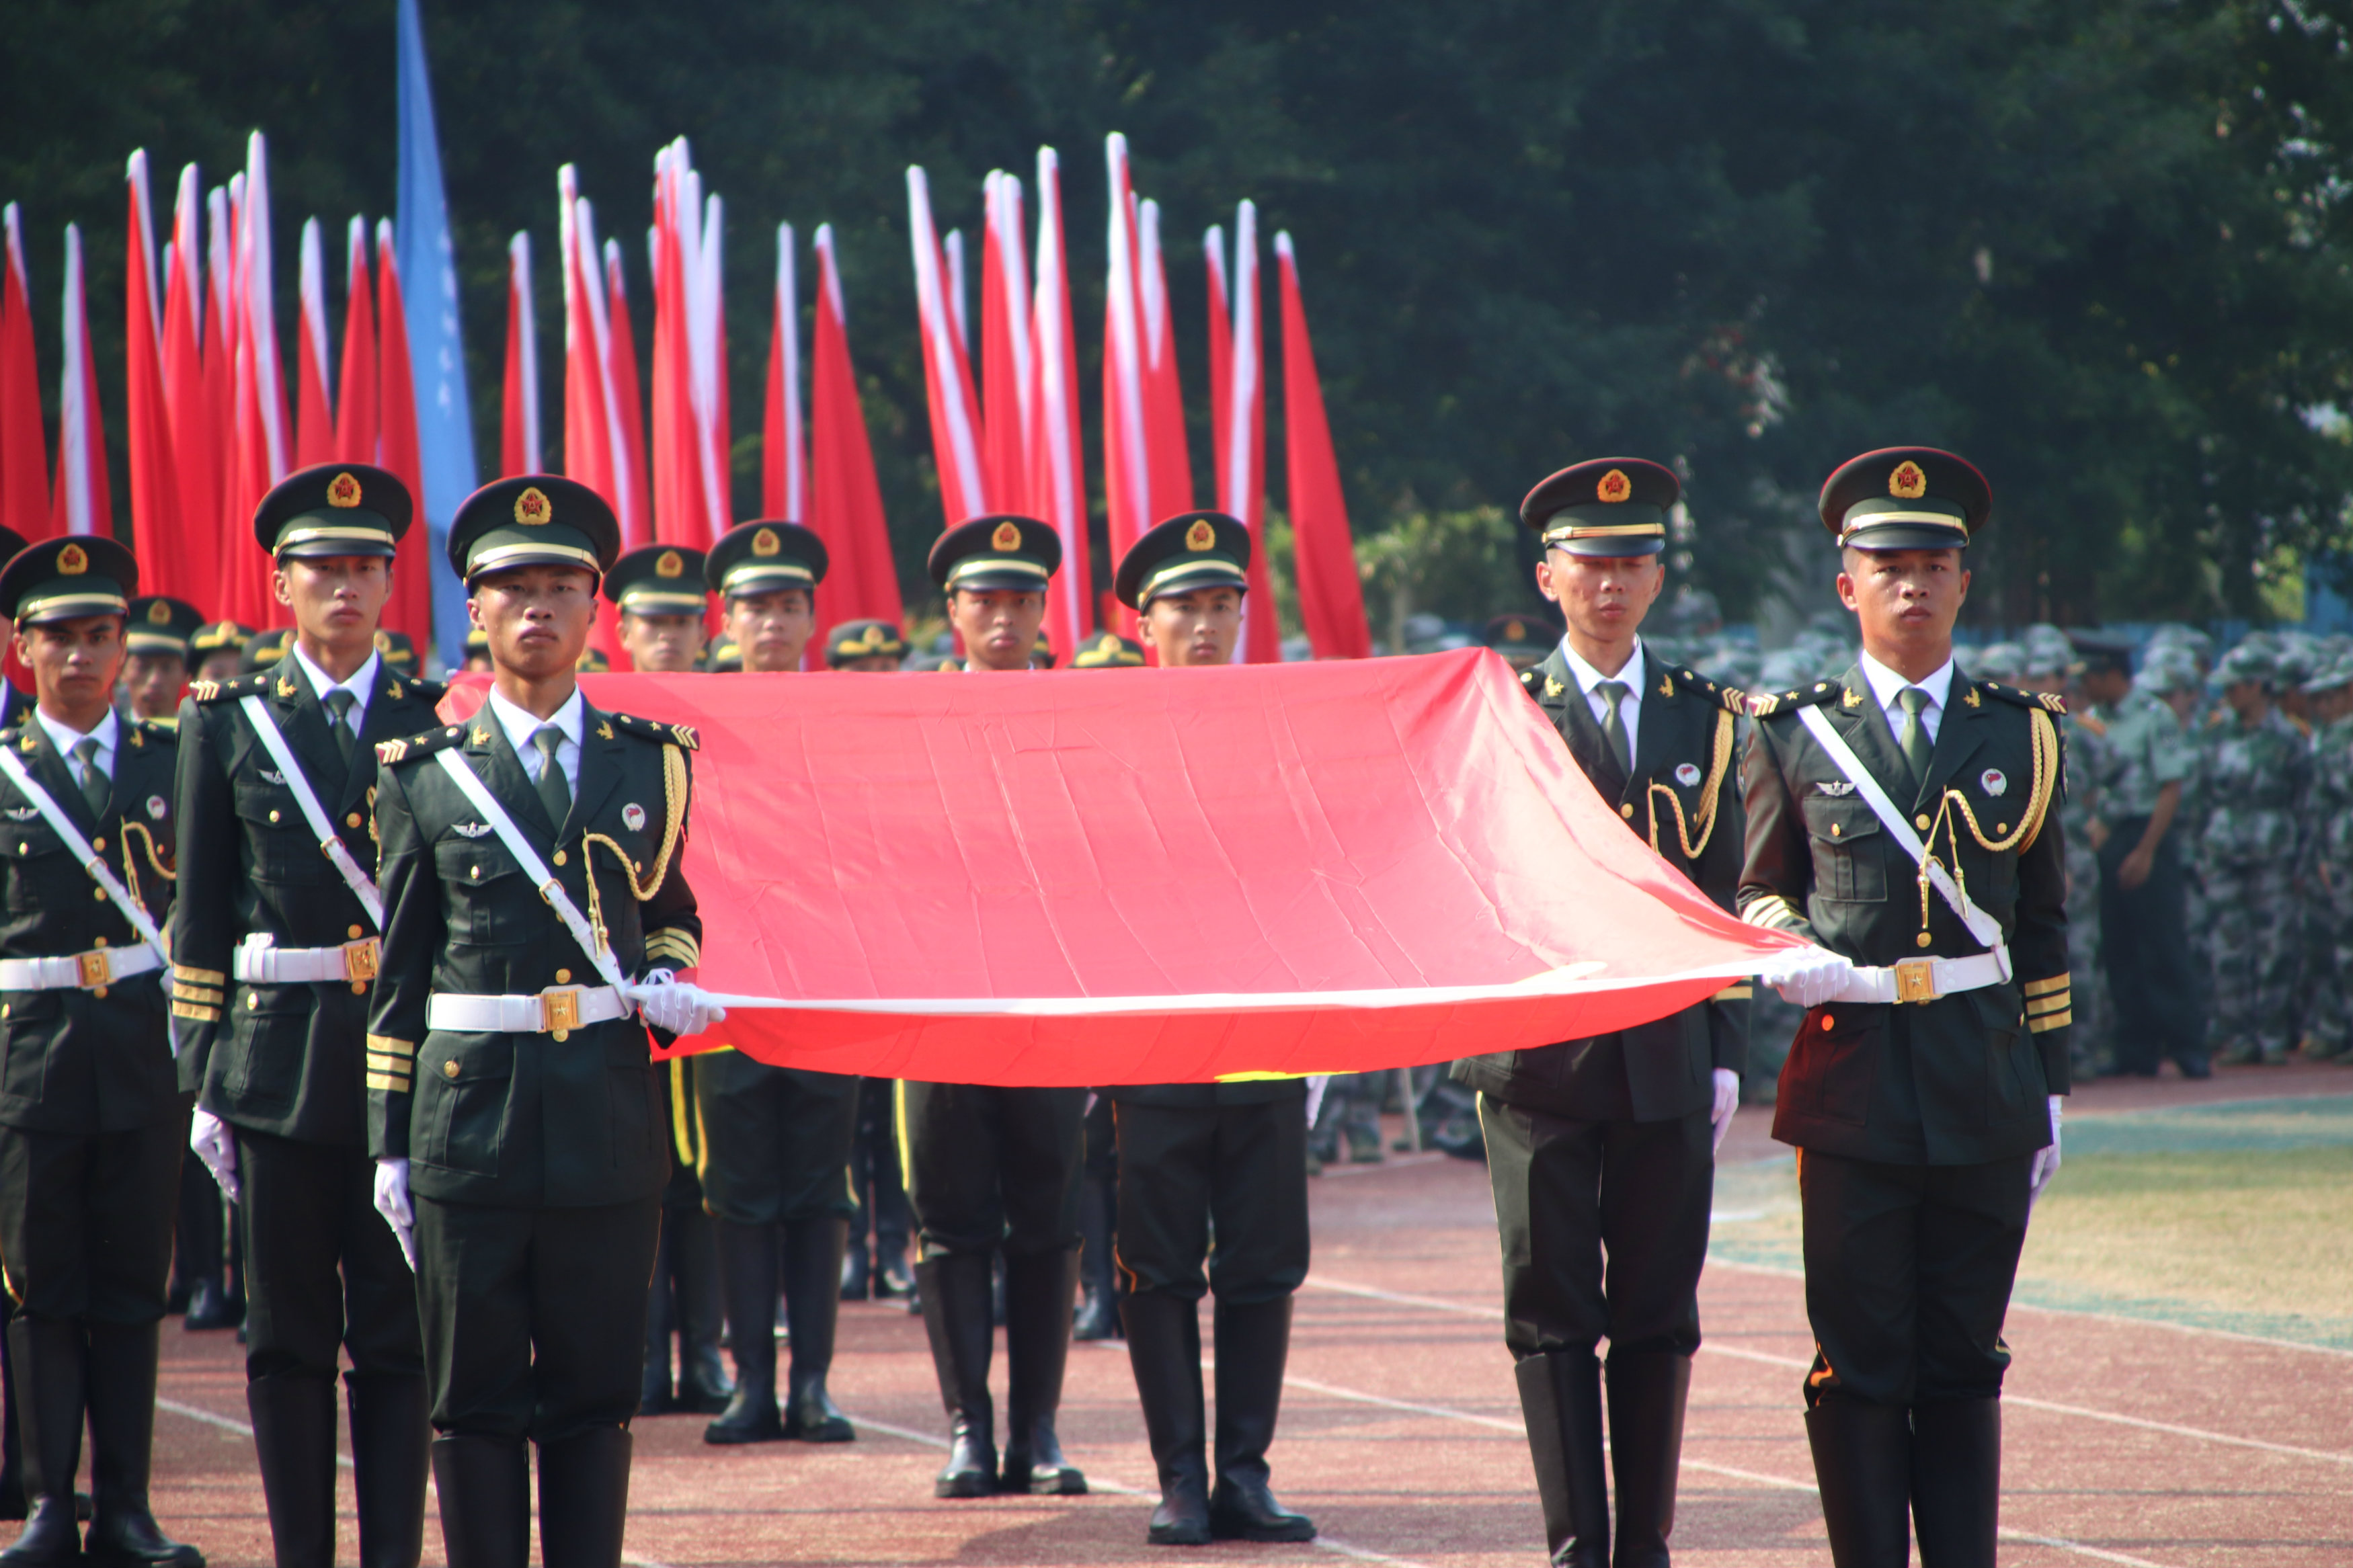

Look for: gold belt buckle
[75,950,111,989]
[1893,958,1938,1005]
[342,939,381,983]
[541,988,583,1034]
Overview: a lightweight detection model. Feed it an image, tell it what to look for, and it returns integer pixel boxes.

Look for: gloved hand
[374,1157,417,1272]
[626,971,727,1038]
[188,1108,240,1204]
[1771,948,1855,1009]
[2027,1095,2064,1209]
[1709,1068,1741,1155]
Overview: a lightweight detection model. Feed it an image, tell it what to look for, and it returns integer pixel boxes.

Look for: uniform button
[553,850,567,866]
[470,866,481,879]
[1829,823,1841,837]
[443,1060,461,1079]
[350,983,366,995]
[1619,804,1634,819]
[1915,932,1932,949]
[346,812,362,829]
[248,992,261,1008]
[1821,1014,1833,1030]
[555,969,571,985]
[551,1028,569,1042]
[1,1004,9,1019]
[90,836,105,852]
[348,925,364,940]
[92,986,107,999]
[1913,813,1931,831]
[1997,822,2008,835]
[93,888,107,901]
[270,809,281,823]
[92,936,107,948]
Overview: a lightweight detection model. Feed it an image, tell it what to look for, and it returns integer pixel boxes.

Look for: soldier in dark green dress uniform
[900,517,1090,1499]
[118,600,202,725]
[188,621,249,686]
[0,536,201,1568]
[366,476,717,1568]
[824,619,908,673]
[1451,461,1748,1568]
[688,522,861,1446]
[172,465,446,1568]
[1107,513,1316,1547]
[1740,448,2070,1568]
[1069,632,1145,670]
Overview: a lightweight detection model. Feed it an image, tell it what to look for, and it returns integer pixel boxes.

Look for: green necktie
[1595,680,1632,776]
[1897,686,1933,786]
[323,688,358,767]
[531,725,571,830]
[70,736,108,819]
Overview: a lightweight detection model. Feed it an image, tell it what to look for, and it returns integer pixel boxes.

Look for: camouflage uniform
[2059,692,2112,1072]
[2195,686,2311,1064]
[2092,672,2204,1075]
[2299,666,2353,1060]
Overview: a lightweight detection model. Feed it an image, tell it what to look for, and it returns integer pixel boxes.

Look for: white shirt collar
[290,644,381,714]
[1557,638,1646,702]
[36,706,119,768]
[1858,649,1956,715]
[485,685,585,759]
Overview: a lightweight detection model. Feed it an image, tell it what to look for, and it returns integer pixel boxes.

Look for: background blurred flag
[906,165,988,529]
[335,218,377,466]
[0,204,46,544]
[762,222,805,522]
[1025,148,1088,659]
[1278,233,1370,660]
[375,221,436,645]
[52,224,109,538]
[807,222,902,643]
[293,216,335,468]
[124,152,182,577]
[502,231,540,475]
[160,167,216,612]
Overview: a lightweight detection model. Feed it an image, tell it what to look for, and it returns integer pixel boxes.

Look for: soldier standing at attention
[366,477,717,1568]
[608,546,711,675]
[2299,655,2353,1061]
[2195,644,2310,1065]
[1741,448,2069,1568]
[1451,460,1748,1568]
[901,517,1090,1499]
[1105,513,1317,1547]
[118,600,203,725]
[189,622,250,686]
[0,536,200,1568]
[172,466,447,1568]
[690,521,861,1446]
[824,619,908,673]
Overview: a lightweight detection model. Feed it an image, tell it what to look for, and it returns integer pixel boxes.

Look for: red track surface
[54,1080,2353,1566]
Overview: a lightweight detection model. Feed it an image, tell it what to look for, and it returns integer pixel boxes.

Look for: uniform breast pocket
[1802,798,1888,903]
[0,823,63,913]
[418,1035,514,1176]
[434,839,529,946]
[235,784,329,886]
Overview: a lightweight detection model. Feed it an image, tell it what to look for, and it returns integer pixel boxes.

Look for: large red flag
[0,205,46,544]
[761,223,805,521]
[501,231,539,477]
[807,223,902,641]
[1277,233,1371,660]
[1026,148,1089,657]
[161,169,218,612]
[374,223,436,645]
[980,172,1031,522]
[436,650,1796,1081]
[335,219,377,465]
[293,218,336,468]
[124,153,182,577]
[51,225,110,539]
[906,167,988,528]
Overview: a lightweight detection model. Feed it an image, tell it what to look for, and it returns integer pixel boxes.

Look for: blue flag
[396,0,477,667]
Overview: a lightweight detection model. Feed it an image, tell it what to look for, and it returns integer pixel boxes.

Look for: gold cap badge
[655,550,684,579]
[514,486,552,526]
[991,520,1023,552]
[57,544,87,575]
[327,471,363,508]
[1889,460,1927,499]
[858,624,885,649]
[1596,468,1632,503]
[1505,619,1525,641]
[147,600,171,624]
[752,528,781,557]
[1185,518,1217,552]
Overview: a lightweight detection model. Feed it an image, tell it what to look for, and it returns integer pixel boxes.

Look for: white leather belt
[428,986,631,1035]
[1834,948,2012,1006]
[235,939,382,985]
[0,942,163,991]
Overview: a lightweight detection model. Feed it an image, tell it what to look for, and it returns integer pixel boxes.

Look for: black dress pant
[2098,821,2204,1072]
[1113,1100,1307,1306]
[849,1079,912,1262]
[0,1119,183,1323]
[413,1195,661,1443]
[896,1082,1085,1259]
[694,1060,860,1225]
[1796,1150,2033,1407]
[1478,1096,1712,1360]
[235,1128,424,1384]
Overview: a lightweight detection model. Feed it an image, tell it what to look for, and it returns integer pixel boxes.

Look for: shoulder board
[1665,664,1745,716]
[1977,680,2065,716]
[374,725,467,767]
[608,712,699,751]
[385,675,446,704]
[133,718,177,743]
[190,672,270,704]
[1746,681,1841,719]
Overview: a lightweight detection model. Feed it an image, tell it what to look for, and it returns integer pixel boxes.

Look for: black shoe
[917,1253,996,1497]
[2176,1056,2213,1080]
[1911,1399,1999,1568]
[781,1219,855,1444]
[0,1317,84,1568]
[247,1374,335,1568]
[1000,1249,1084,1495]
[1605,1352,1690,1568]
[428,1435,528,1568]
[840,1245,871,1302]
[1123,1292,1210,1546]
[180,1280,239,1333]
[535,1428,631,1568]
[874,1255,915,1301]
[1148,1477,1212,1547]
[703,1221,785,1445]
[1805,1395,1911,1568]
[1072,1288,1121,1343]
[1206,1299,1312,1542]
[81,1323,202,1568]
[1514,1349,1608,1568]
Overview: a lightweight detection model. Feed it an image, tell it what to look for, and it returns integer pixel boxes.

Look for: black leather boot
[247,1373,335,1568]
[1604,1352,1689,1568]
[0,1317,85,1568]
[639,1221,677,1415]
[346,1374,430,1568]
[0,1301,20,1524]
[1910,1399,1999,1568]
[535,1427,631,1568]
[915,1252,996,1498]
[1804,1394,1912,1568]
[1000,1247,1085,1495]
[1121,1291,1209,1546]
[1072,1173,1121,1342]
[703,1221,784,1444]
[780,1217,854,1442]
[428,1436,528,1568]
[81,1322,202,1568]
[1514,1349,1608,1568]
[1207,1298,1314,1542]
[671,1208,733,1415]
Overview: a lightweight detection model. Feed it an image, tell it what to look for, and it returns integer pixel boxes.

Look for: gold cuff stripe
[366,1034,415,1059]
[2026,1010,2071,1034]
[2027,992,2070,1017]
[173,964,226,985]
[2022,975,2069,997]
[364,1071,412,1093]
[171,1001,220,1022]
[1741,897,1802,930]
[365,1056,410,1079]
[1712,984,1754,1001]
[645,931,701,966]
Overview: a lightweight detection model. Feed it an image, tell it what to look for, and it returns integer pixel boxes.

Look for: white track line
[1301,1275,2353,1466]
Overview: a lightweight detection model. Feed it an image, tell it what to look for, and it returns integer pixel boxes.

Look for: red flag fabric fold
[760,223,804,521]
[906,166,988,528]
[160,169,216,612]
[0,205,46,544]
[1277,233,1371,661]
[502,231,539,477]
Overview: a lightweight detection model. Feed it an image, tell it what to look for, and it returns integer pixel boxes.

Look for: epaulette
[1978,680,2066,716]
[383,675,446,705]
[608,711,699,751]
[190,671,271,704]
[127,718,175,747]
[374,724,467,767]
[1746,680,1843,719]
[1664,663,1747,716]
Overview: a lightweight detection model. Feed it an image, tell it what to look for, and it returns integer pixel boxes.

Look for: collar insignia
[1842,687,1864,708]
[1963,684,1984,708]
[471,726,489,745]
[1657,671,1675,697]
[596,721,614,741]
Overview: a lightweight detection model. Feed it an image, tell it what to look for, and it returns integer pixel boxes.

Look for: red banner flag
[1135,197,1193,525]
[602,239,649,549]
[760,223,804,522]
[335,219,377,466]
[160,169,216,612]
[0,205,47,544]
[51,224,110,539]
[1277,233,1371,661]
[1209,206,1280,665]
[436,650,1794,1083]
[374,223,435,645]
[807,223,903,641]
[906,166,988,528]
[293,218,336,469]
[501,231,539,477]
[1026,148,1090,657]
[980,172,1031,524]
[1100,136,1148,618]
[124,153,181,577]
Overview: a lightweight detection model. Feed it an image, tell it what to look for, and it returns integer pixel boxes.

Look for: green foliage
[1354,503,1522,653]
[5,0,2353,627]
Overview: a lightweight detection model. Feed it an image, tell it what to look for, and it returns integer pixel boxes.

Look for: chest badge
[146,795,167,820]
[452,822,493,839]
[1980,768,2008,796]
[1813,781,1856,797]
[1674,762,1702,787]
[259,769,286,786]
[622,802,647,831]
[3,807,35,822]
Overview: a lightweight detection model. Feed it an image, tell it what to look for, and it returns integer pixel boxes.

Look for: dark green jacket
[169,661,447,1144]
[0,714,182,1134]
[1739,664,2071,1165]
[365,702,701,1208]
[1453,649,1751,1122]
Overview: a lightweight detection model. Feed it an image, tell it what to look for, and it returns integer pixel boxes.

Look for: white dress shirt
[1857,650,1957,747]
[1558,638,1646,764]
[37,707,118,786]
[290,645,381,739]
[485,686,584,794]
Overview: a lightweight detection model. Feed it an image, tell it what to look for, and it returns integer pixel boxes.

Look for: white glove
[373,1157,417,1272]
[2027,1096,2064,1210]
[1709,1068,1740,1155]
[625,971,726,1038]
[1771,948,1855,1009]
[188,1109,240,1204]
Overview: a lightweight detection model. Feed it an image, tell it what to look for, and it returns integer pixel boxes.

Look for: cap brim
[276,536,398,560]
[1839,523,1971,550]
[1546,534,1666,559]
